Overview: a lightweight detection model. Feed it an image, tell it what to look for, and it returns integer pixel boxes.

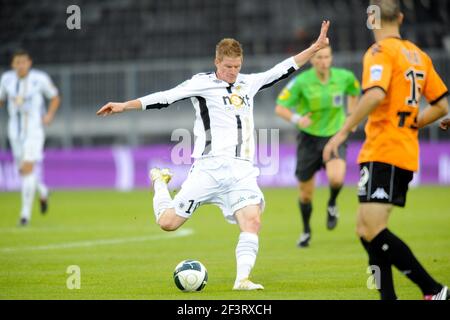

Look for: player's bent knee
[299,184,313,202]
[236,208,262,234]
[158,219,179,232]
[245,214,261,233]
[299,194,313,203]
[20,162,34,175]
[242,221,260,234]
[329,179,343,189]
[360,226,384,242]
[356,216,374,241]
[158,209,181,232]
[248,216,261,232]
[356,224,367,239]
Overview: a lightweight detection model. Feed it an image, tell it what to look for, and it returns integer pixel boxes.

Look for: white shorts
[9,137,44,165]
[171,157,265,224]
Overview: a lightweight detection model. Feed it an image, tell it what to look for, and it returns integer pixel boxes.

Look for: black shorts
[358,162,414,207]
[295,131,347,182]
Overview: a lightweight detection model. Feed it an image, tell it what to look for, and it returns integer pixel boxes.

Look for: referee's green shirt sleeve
[276,78,302,109]
[345,71,361,97]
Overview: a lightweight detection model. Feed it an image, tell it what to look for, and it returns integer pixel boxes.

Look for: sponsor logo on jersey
[371,44,382,55]
[401,48,422,65]
[278,88,291,101]
[223,94,250,110]
[333,93,344,107]
[370,65,383,82]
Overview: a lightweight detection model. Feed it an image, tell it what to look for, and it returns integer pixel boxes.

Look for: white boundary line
[0,228,194,253]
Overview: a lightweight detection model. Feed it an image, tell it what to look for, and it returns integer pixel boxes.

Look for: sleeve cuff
[362,86,387,95]
[138,98,146,110]
[429,91,449,106]
[290,56,301,71]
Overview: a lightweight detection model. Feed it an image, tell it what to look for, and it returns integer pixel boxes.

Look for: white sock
[152,179,172,222]
[235,232,259,283]
[35,163,49,199]
[37,182,49,199]
[21,172,37,221]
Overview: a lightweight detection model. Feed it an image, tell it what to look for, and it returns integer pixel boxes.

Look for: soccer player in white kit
[97,21,330,290]
[0,50,60,226]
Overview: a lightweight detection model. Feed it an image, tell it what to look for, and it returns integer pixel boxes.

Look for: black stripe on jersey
[429,91,449,106]
[235,115,242,157]
[17,112,21,137]
[145,98,191,110]
[258,67,296,92]
[226,85,233,94]
[197,97,212,155]
[145,103,170,110]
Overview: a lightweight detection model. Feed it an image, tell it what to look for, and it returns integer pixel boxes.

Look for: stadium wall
[1,50,449,149]
[1,142,450,191]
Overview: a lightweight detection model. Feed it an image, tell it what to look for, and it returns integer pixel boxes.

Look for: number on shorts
[185,200,200,214]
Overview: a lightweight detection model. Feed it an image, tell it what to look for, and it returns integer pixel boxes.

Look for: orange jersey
[358,38,448,171]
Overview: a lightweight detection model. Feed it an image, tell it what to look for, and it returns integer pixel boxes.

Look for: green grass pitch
[0,187,449,300]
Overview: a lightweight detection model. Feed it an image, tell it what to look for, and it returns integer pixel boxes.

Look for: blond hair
[370,0,401,22]
[215,38,243,61]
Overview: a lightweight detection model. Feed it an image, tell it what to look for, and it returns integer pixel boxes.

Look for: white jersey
[138,57,299,162]
[0,69,58,141]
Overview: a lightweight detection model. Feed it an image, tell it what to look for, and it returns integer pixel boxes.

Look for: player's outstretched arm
[293,20,330,68]
[96,99,142,116]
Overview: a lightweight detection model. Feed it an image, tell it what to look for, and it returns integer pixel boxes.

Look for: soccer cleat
[326,205,339,230]
[233,278,264,291]
[40,197,48,215]
[18,218,29,227]
[149,168,173,185]
[424,286,449,300]
[297,232,311,248]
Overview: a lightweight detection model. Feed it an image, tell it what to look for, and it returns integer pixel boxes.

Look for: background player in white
[97,21,330,290]
[0,50,60,226]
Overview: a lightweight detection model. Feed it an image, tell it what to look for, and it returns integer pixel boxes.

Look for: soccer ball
[173,259,208,292]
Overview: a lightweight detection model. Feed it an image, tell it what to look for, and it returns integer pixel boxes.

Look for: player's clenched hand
[440,118,450,131]
[313,20,330,51]
[323,130,348,162]
[96,102,126,116]
[297,112,313,129]
[42,113,54,126]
